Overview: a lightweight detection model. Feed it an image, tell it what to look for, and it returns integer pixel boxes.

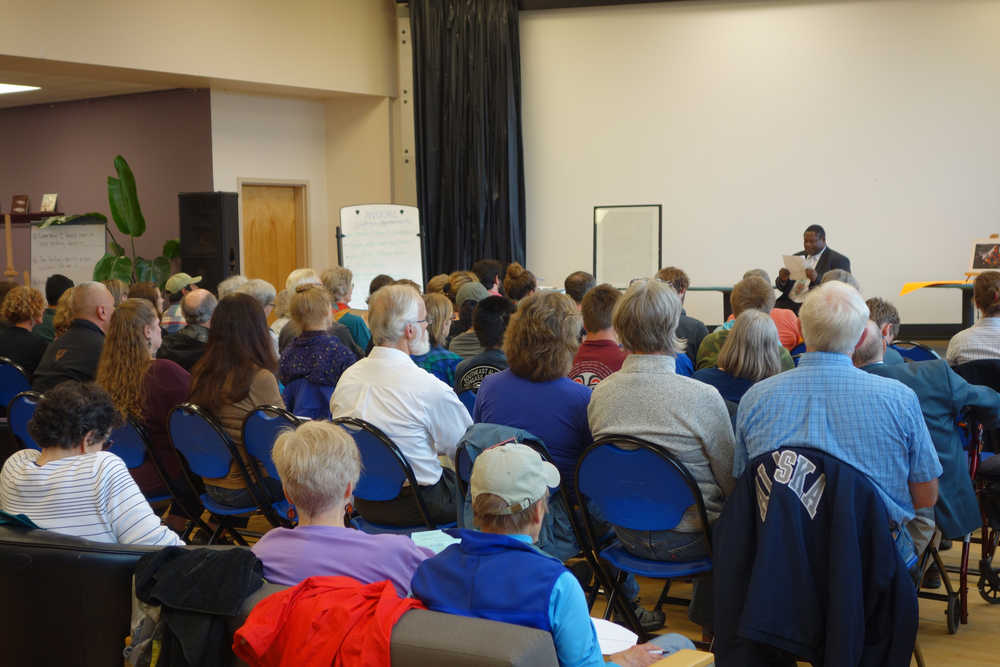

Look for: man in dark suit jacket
[853,319,1000,542]
[775,224,851,312]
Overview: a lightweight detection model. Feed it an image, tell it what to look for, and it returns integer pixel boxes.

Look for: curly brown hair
[655,266,690,293]
[504,291,581,382]
[0,286,45,325]
[96,299,159,420]
[503,262,537,301]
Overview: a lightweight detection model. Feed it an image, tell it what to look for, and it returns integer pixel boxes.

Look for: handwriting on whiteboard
[340,205,422,310]
[30,225,106,291]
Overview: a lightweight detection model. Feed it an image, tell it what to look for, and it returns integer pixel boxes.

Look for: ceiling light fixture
[0,84,40,95]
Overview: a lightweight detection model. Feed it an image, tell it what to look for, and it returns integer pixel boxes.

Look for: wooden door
[242,185,303,296]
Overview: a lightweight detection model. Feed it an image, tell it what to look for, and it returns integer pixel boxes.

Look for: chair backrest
[167,403,242,479]
[332,417,419,503]
[890,340,940,362]
[952,358,1000,392]
[790,342,806,366]
[575,435,709,535]
[242,405,302,480]
[8,391,42,451]
[0,358,30,410]
[281,378,334,420]
[107,419,149,469]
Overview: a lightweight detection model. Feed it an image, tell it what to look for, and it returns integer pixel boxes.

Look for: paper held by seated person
[591,617,638,654]
[782,254,808,281]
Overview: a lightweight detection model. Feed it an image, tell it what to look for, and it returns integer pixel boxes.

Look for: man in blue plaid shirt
[735,281,942,564]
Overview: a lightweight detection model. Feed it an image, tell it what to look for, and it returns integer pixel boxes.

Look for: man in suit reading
[776,224,851,312]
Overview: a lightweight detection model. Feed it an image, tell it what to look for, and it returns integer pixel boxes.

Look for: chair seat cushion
[599,541,712,579]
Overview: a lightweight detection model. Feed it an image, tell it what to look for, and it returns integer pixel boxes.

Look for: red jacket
[233,576,425,667]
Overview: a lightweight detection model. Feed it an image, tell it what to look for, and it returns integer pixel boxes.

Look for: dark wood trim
[897,323,961,341]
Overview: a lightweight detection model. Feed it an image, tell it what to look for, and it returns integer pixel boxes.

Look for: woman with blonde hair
[0,285,48,376]
[95,298,191,499]
[412,292,463,386]
[52,287,76,339]
[693,310,784,404]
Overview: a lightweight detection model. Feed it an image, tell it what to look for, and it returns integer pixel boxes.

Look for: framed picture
[40,193,58,213]
[11,195,28,214]
[970,238,1000,273]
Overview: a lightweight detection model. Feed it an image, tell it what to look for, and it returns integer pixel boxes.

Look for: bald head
[182,288,217,326]
[852,320,885,368]
[71,281,115,331]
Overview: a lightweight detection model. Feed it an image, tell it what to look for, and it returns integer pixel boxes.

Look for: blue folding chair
[890,340,940,362]
[0,358,30,415]
[790,342,806,366]
[333,416,455,535]
[8,391,42,451]
[168,403,288,544]
[457,390,476,416]
[242,405,306,523]
[108,419,172,504]
[575,435,714,641]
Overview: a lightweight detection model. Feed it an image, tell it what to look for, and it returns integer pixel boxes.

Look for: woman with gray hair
[250,420,432,594]
[693,310,784,404]
[588,278,736,632]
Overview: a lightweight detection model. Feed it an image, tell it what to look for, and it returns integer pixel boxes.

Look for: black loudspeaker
[178,192,240,295]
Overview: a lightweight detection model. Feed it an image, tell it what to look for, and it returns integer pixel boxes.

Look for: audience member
[322,266,372,350]
[569,283,625,387]
[96,299,190,500]
[330,284,471,526]
[237,278,277,316]
[217,274,249,299]
[453,296,516,394]
[103,279,129,306]
[51,287,76,339]
[251,421,432,594]
[736,281,942,563]
[33,282,114,392]
[425,273,450,295]
[32,273,73,341]
[269,289,291,348]
[589,278,735,631]
[412,293,463,386]
[854,318,1000,548]
[367,273,394,304]
[157,288,217,371]
[188,294,285,508]
[279,285,357,419]
[0,382,183,546]
[0,286,49,377]
[564,271,596,308]
[866,296,905,364]
[128,281,166,320]
[394,278,422,292]
[161,272,201,333]
[742,268,801,350]
[277,268,360,356]
[472,258,505,295]
[657,266,708,361]
[445,270,477,305]
[474,291,590,496]
[448,281,490,358]
[696,275,794,371]
[820,268,861,292]
[502,262,536,302]
[775,224,851,312]
[693,310,784,404]
[946,270,1000,364]
[411,443,686,667]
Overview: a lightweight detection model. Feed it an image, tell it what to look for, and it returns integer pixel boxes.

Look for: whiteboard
[593,205,662,288]
[339,204,423,309]
[30,223,106,292]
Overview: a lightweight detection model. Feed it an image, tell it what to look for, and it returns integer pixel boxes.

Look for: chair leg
[654,579,672,613]
[608,570,649,642]
[960,535,971,624]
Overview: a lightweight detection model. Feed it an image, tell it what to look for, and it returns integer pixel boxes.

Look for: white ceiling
[0,68,169,109]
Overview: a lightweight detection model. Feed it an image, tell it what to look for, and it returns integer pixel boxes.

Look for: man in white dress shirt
[331,283,472,527]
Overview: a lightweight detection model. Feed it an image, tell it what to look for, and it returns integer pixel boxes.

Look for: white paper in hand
[591,617,638,654]
[782,255,807,281]
[410,529,460,554]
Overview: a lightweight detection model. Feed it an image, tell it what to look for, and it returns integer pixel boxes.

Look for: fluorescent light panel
[0,83,40,95]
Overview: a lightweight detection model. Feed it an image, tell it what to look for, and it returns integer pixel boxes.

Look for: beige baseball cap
[165,272,201,294]
[470,443,560,514]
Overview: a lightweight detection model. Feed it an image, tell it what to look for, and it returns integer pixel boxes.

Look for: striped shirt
[945,316,1000,365]
[0,449,183,546]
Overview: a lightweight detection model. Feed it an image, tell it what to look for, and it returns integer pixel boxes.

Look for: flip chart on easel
[338,204,423,309]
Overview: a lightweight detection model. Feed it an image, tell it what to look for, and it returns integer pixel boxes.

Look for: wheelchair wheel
[946,594,960,634]
[978,574,1000,604]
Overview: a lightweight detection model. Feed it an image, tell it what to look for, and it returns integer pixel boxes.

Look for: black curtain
[410,0,526,277]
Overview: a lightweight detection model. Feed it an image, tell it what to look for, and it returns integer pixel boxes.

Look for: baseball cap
[455,281,490,306]
[471,443,560,514]
[165,272,201,294]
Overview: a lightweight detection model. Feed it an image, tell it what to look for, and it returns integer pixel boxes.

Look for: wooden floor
[605,534,1000,666]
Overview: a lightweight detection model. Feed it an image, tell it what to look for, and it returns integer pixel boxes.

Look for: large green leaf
[108,256,133,282]
[113,155,146,238]
[134,256,153,283]
[93,253,116,281]
[109,237,125,257]
[39,212,108,229]
[107,176,131,237]
[162,239,180,259]
[152,256,172,288]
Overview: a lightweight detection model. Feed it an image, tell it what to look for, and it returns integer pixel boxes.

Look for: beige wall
[521,0,1000,325]
[1,0,397,97]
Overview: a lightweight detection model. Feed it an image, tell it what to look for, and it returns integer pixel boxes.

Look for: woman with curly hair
[0,381,183,545]
[189,293,285,508]
[0,285,49,377]
[96,298,191,499]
